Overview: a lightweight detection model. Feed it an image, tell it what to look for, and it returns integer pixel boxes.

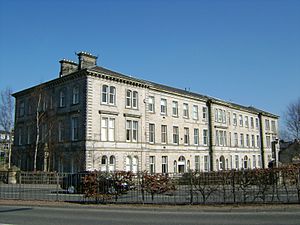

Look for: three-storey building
[12,52,279,172]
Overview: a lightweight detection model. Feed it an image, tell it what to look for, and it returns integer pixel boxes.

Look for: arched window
[109,86,116,104]
[244,156,248,169]
[102,85,108,104]
[72,86,79,104]
[187,160,190,171]
[126,156,132,172]
[132,156,138,173]
[101,155,108,172]
[219,156,225,170]
[126,90,132,107]
[109,155,116,172]
[59,90,65,107]
[178,156,186,173]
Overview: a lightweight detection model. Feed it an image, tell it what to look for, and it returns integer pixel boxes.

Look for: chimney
[59,59,78,77]
[77,51,97,69]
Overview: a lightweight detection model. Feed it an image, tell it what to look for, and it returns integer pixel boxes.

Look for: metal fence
[0,168,299,205]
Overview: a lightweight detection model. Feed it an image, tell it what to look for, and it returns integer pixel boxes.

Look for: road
[0,204,299,225]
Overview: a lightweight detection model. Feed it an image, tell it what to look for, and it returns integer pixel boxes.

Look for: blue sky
[0,0,299,128]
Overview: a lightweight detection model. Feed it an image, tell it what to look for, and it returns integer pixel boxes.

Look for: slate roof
[89,66,279,118]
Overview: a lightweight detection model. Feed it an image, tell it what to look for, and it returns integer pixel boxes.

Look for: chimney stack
[77,51,97,70]
[59,59,78,77]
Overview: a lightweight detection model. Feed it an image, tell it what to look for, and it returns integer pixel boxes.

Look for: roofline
[12,65,279,118]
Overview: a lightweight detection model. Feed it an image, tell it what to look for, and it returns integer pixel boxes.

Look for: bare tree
[284,97,300,141]
[0,87,14,169]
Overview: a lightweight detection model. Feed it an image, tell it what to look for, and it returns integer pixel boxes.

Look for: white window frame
[161,125,167,144]
[183,103,189,118]
[59,91,65,107]
[203,129,208,146]
[184,127,189,145]
[173,126,179,145]
[149,123,155,143]
[194,128,199,145]
[160,99,167,115]
[148,96,155,113]
[193,105,199,120]
[172,101,178,117]
[162,156,168,174]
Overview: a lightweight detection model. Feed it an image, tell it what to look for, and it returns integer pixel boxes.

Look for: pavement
[0,199,299,212]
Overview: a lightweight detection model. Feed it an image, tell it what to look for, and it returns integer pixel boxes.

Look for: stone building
[12,52,279,173]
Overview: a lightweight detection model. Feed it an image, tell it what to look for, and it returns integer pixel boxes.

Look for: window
[193,105,199,120]
[126,156,132,172]
[214,109,218,122]
[266,135,271,148]
[161,125,167,144]
[72,86,79,104]
[252,155,256,168]
[132,91,138,108]
[132,156,138,173]
[173,126,179,145]
[255,118,259,129]
[194,128,199,145]
[251,135,255,147]
[109,156,116,172]
[183,103,189,118]
[216,130,227,146]
[58,121,64,142]
[246,134,250,147]
[271,121,276,132]
[71,117,79,141]
[19,101,25,117]
[202,107,208,121]
[243,156,248,169]
[173,160,177,173]
[195,156,200,171]
[126,90,132,108]
[102,85,115,105]
[109,86,116,105]
[148,96,155,112]
[149,123,155,143]
[126,120,138,142]
[245,116,249,128]
[250,117,254,129]
[171,101,178,117]
[26,126,31,144]
[203,129,208,146]
[184,127,189,145]
[229,132,232,146]
[227,112,231,125]
[162,156,168,174]
[149,156,155,174]
[101,156,108,172]
[234,133,238,147]
[59,90,65,107]
[18,126,23,145]
[265,119,270,131]
[101,117,115,141]
[126,90,138,109]
[204,156,209,172]
[239,115,243,127]
[258,155,261,168]
[257,135,260,148]
[161,99,167,115]
[240,133,244,147]
[235,155,239,169]
[233,113,237,126]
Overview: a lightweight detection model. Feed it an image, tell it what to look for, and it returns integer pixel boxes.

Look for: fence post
[56,172,59,202]
[18,171,22,200]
